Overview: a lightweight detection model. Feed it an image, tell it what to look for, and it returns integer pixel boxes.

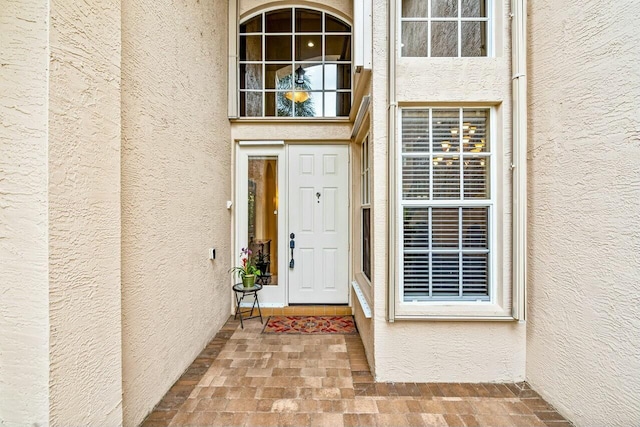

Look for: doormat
[262,315,357,334]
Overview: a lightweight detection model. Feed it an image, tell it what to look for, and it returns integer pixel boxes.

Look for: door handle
[289,233,295,268]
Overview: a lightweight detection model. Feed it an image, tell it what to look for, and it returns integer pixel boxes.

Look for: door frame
[235,144,287,305]
[234,142,351,307]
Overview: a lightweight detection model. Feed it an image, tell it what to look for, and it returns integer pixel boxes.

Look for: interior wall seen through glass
[248,157,278,285]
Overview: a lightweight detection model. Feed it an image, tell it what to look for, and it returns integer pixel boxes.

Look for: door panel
[288,145,349,304]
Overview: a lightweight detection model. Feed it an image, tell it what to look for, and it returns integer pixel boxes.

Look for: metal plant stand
[233,283,263,329]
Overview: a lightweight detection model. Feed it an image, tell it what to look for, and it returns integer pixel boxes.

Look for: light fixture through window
[285,66,310,103]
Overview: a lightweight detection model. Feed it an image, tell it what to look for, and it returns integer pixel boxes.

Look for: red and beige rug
[262,315,357,334]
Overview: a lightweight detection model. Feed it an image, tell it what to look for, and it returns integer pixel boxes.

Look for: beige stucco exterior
[2,0,639,426]
[47,1,124,425]
[0,1,50,425]
[526,1,640,425]
[363,0,527,383]
[120,0,233,425]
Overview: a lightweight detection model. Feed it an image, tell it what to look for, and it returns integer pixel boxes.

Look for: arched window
[239,7,352,118]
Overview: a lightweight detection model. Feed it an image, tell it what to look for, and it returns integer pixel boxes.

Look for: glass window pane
[325,35,351,61]
[462,254,488,296]
[462,208,488,248]
[462,109,489,152]
[403,252,430,300]
[240,64,262,90]
[462,0,487,17]
[403,207,429,249]
[432,0,458,17]
[240,92,263,117]
[463,157,489,199]
[433,109,460,152]
[402,22,429,57]
[265,92,276,116]
[240,15,261,33]
[240,35,262,61]
[266,9,292,33]
[325,15,350,32]
[297,63,322,91]
[324,64,351,90]
[431,21,458,56]
[362,208,371,280]
[402,0,428,17]
[295,8,322,32]
[266,64,292,90]
[247,156,279,285]
[276,90,319,117]
[334,92,351,117]
[432,156,461,199]
[275,92,293,117]
[431,253,460,296]
[402,156,430,199]
[431,208,459,248]
[266,35,291,61]
[295,35,322,61]
[461,21,486,56]
[402,109,430,152]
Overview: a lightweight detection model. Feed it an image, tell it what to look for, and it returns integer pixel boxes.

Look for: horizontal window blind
[400,108,492,302]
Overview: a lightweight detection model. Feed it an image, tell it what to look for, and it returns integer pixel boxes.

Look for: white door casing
[288,145,349,304]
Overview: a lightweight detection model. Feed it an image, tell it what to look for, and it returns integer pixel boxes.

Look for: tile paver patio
[142,315,571,427]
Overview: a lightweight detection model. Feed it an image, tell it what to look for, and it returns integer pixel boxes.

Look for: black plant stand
[233,283,263,329]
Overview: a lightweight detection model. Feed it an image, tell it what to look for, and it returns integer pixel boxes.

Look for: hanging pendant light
[285,66,310,103]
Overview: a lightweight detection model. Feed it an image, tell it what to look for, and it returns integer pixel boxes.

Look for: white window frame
[360,133,371,282]
[399,0,493,58]
[238,7,353,118]
[395,106,511,319]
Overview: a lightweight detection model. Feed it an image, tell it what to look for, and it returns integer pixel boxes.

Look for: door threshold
[261,305,352,317]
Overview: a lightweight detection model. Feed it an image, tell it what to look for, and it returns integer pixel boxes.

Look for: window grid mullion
[457,0,462,57]
[428,206,433,298]
[459,108,464,199]
[458,206,463,297]
[429,108,434,200]
[427,0,432,57]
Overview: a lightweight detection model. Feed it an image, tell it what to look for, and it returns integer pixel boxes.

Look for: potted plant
[229,247,261,288]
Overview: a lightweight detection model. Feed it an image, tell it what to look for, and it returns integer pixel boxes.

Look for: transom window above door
[239,8,352,118]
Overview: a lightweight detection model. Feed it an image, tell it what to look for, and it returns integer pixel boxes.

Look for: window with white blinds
[400,107,492,302]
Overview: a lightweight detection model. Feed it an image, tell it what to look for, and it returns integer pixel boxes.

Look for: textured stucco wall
[527,2,640,425]
[121,0,232,425]
[371,0,526,382]
[239,0,352,21]
[47,1,123,426]
[0,1,50,425]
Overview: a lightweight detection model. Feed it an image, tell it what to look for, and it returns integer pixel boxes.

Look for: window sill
[394,301,514,321]
[229,117,351,124]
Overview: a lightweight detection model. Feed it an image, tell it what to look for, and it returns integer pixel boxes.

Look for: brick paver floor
[142,316,571,427]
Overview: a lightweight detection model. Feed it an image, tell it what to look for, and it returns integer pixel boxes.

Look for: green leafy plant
[229,247,261,278]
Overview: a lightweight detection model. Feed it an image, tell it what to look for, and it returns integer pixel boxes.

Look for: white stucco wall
[121,1,232,425]
[47,1,123,426]
[370,0,526,382]
[526,2,640,426]
[0,1,50,426]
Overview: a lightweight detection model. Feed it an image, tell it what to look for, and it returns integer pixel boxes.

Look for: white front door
[288,145,349,304]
